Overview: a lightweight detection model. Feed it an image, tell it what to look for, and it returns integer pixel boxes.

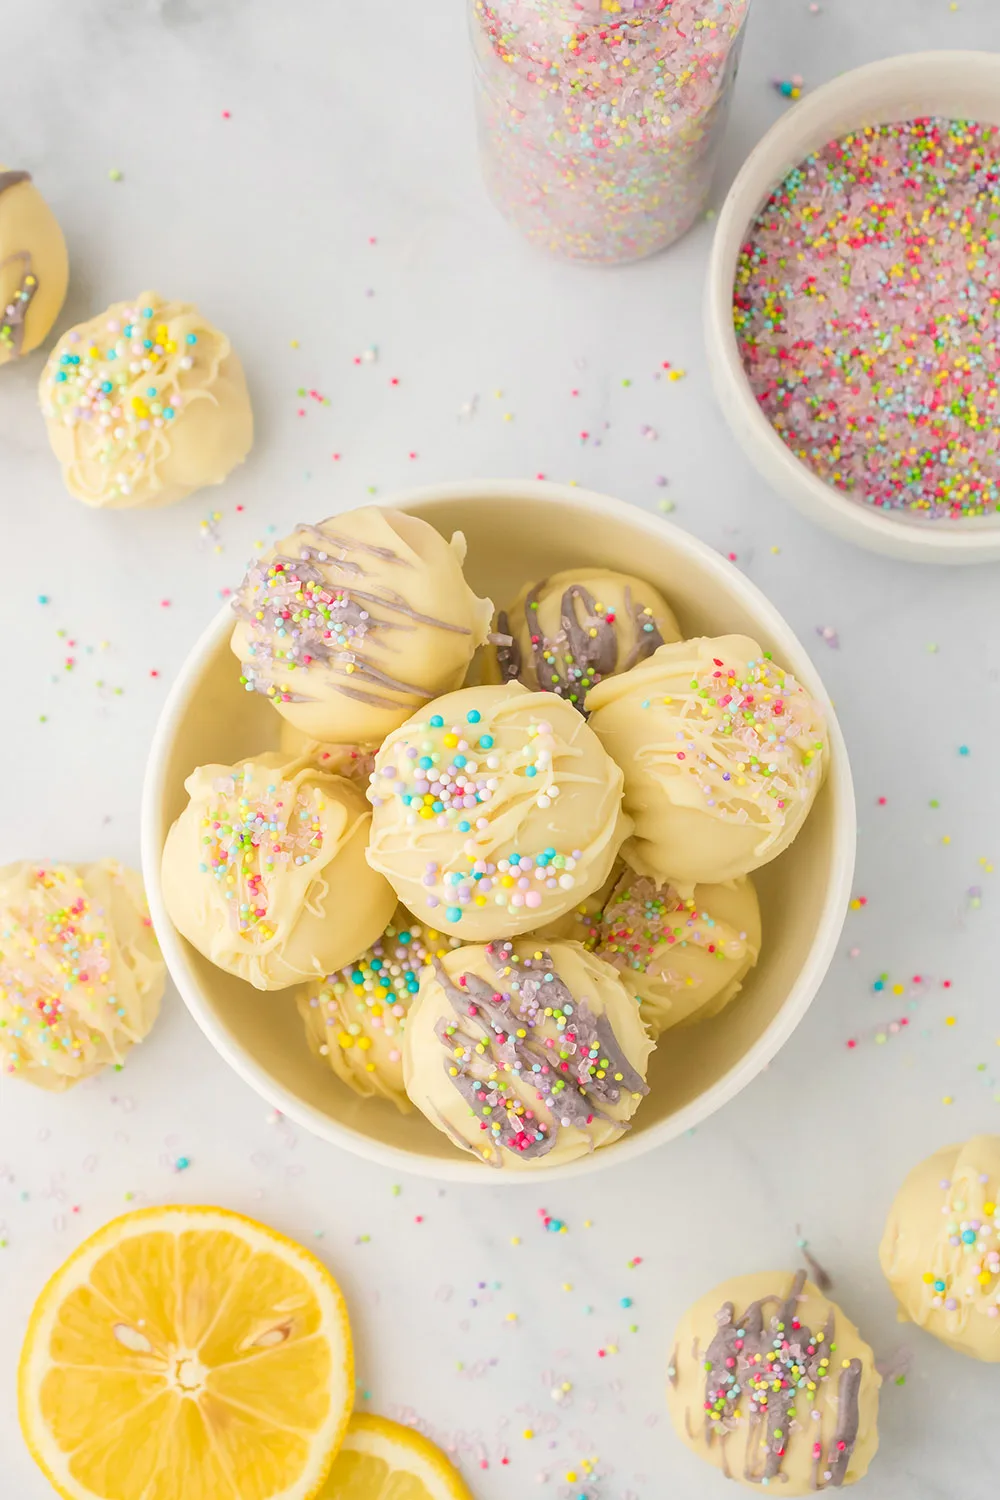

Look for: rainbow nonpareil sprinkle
[735,118,1000,520]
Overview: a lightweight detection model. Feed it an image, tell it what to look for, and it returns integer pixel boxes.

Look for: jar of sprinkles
[470,0,750,265]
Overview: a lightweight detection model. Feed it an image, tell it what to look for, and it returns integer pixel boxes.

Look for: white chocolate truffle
[586,869,761,1036]
[39,292,252,508]
[297,907,461,1112]
[161,753,395,991]
[230,507,493,745]
[278,719,376,787]
[667,1270,881,1493]
[0,860,164,1090]
[490,567,681,707]
[586,636,828,889]
[879,1136,1000,1360]
[366,682,631,940]
[404,939,652,1171]
[0,168,68,364]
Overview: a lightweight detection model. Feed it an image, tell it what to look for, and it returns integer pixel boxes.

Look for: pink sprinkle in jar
[470,0,751,265]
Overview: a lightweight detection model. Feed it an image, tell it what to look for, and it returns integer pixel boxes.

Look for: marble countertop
[3,1,1000,1496]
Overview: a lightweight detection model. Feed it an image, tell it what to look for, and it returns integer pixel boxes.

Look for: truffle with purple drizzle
[667,1269,881,1492]
[0,168,68,365]
[488,567,680,707]
[231,507,493,745]
[402,938,653,1170]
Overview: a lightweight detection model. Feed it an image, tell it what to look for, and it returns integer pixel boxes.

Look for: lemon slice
[321,1414,473,1499]
[19,1205,354,1500]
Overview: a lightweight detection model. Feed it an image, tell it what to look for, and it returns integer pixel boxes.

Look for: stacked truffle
[161,504,831,1172]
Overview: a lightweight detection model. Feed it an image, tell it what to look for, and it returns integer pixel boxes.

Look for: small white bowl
[707,51,1000,565]
[142,480,856,1183]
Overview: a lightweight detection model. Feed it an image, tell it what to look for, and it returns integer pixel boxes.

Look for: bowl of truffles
[142,479,855,1181]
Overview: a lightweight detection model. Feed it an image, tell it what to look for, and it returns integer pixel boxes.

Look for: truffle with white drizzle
[403,939,653,1170]
[586,635,828,889]
[39,292,252,508]
[366,682,631,939]
[161,751,395,991]
[880,1135,1000,1360]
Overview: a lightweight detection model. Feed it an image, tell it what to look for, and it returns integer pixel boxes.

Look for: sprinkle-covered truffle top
[700,1270,864,1490]
[40,293,230,504]
[588,636,826,831]
[429,941,649,1162]
[0,861,164,1088]
[367,684,629,936]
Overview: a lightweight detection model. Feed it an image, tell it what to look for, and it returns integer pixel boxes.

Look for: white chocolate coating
[39,292,252,508]
[0,168,68,364]
[366,682,631,940]
[667,1271,880,1494]
[403,939,653,1171]
[161,753,395,991]
[0,860,164,1090]
[879,1135,1000,1360]
[529,861,624,943]
[278,719,376,787]
[488,567,681,706]
[586,636,828,889]
[587,869,760,1035]
[297,907,460,1112]
[230,507,493,744]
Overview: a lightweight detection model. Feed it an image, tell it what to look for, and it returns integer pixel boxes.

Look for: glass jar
[470,0,750,265]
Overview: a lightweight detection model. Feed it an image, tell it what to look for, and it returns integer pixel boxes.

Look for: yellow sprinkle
[523,1428,534,1439]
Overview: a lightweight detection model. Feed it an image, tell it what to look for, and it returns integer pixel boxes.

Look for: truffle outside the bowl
[141,480,856,1183]
[706,50,1000,565]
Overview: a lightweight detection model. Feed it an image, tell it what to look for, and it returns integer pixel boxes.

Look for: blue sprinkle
[467,709,482,723]
[445,906,462,923]
[430,714,444,728]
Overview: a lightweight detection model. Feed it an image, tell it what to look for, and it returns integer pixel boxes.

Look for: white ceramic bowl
[142,480,856,1182]
[706,51,1000,565]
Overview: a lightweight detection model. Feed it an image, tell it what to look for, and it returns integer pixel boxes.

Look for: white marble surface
[3,2,1000,1496]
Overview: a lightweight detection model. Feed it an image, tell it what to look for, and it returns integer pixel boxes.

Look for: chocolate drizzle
[232,520,474,709]
[0,252,37,359]
[0,171,32,196]
[702,1270,864,1489]
[433,943,647,1161]
[497,579,664,705]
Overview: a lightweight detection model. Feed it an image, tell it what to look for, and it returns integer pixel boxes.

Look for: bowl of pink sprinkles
[706,51,1000,563]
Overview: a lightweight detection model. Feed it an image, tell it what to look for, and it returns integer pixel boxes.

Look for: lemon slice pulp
[320,1413,474,1499]
[19,1205,354,1500]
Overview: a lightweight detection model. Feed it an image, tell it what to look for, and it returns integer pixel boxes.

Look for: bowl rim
[141,478,857,1183]
[705,49,1000,564]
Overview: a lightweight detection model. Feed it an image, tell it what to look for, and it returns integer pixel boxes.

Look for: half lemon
[19,1204,354,1500]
